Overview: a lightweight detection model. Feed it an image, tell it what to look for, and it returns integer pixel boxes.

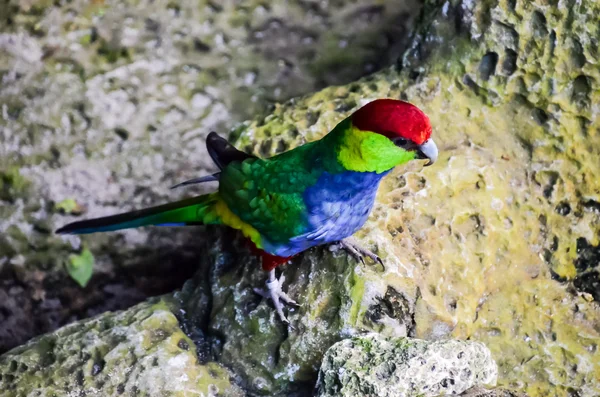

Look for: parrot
[56,99,438,324]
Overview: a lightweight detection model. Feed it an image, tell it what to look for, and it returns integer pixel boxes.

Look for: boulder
[315,333,497,397]
[206,0,600,395]
[0,0,422,353]
[0,297,243,396]
[461,387,529,397]
[1,0,599,396]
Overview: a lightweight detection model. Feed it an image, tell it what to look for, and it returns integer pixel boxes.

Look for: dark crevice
[582,200,600,213]
[0,231,202,355]
[555,202,571,216]
[574,238,600,273]
[532,107,549,126]
[502,49,518,75]
[479,52,499,81]
[462,74,481,96]
[572,75,591,109]
[365,286,415,334]
[531,10,548,38]
[566,237,600,302]
[175,229,256,365]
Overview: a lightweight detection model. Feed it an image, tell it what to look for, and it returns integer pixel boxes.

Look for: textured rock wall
[217,0,600,395]
[315,334,498,397]
[0,0,422,353]
[1,0,599,396]
[0,296,244,396]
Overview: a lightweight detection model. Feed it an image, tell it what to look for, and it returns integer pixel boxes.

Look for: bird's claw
[254,274,298,324]
[339,237,384,268]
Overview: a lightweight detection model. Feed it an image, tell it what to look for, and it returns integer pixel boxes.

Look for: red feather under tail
[246,240,293,271]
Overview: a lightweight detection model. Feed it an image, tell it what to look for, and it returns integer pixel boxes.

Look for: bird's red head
[351,99,432,145]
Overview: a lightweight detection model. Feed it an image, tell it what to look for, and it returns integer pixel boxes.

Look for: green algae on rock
[175,233,415,396]
[0,0,423,353]
[1,0,599,396]
[461,386,529,397]
[0,297,243,397]
[315,333,497,397]
[219,1,600,396]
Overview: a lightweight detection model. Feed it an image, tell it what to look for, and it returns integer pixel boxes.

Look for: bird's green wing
[218,146,321,243]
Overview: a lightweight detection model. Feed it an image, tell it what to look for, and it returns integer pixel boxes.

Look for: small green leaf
[56,198,85,215]
[67,248,94,287]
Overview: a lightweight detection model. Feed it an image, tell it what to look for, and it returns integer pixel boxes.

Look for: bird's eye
[394,138,408,147]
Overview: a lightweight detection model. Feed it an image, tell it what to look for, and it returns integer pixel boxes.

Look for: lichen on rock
[315,333,497,397]
[1,0,599,396]
[176,233,412,396]
[461,386,529,397]
[0,297,243,397]
[213,0,600,395]
[0,0,423,353]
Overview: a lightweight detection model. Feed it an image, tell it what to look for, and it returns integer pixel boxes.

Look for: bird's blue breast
[263,170,388,257]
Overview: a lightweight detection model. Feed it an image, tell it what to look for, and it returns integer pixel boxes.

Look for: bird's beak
[416,139,438,166]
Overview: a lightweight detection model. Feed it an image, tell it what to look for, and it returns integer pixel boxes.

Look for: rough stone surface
[176,233,414,395]
[0,0,422,353]
[460,387,529,397]
[0,297,243,396]
[315,333,497,397]
[199,0,600,396]
[1,0,600,396]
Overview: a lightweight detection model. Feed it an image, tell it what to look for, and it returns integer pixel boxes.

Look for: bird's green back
[218,117,415,245]
[219,140,322,243]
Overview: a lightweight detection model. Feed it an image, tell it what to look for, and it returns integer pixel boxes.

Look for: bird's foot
[254,271,298,325]
[339,237,384,267]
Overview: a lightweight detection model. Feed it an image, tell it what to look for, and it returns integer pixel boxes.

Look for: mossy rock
[461,387,529,397]
[1,0,599,396]
[177,234,414,395]
[0,297,243,396]
[315,333,498,397]
[200,0,600,395]
[0,0,423,353]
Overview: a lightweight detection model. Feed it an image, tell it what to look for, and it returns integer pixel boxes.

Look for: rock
[0,296,243,397]
[461,386,529,397]
[199,0,600,395]
[315,333,497,397]
[178,233,415,395]
[0,0,422,353]
[1,0,599,396]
